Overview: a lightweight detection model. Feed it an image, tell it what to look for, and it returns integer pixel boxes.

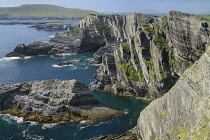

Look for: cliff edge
[135,45,210,140]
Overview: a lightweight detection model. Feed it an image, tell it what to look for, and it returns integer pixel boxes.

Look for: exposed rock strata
[6,11,210,99]
[0,79,121,123]
[90,130,138,140]
[135,46,210,140]
[87,12,210,99]
[6,28,105,57]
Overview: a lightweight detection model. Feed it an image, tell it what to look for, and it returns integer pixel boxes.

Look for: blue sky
[0,0,210,14]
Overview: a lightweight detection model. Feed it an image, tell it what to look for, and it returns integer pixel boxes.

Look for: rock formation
[135,45,210,140]
[87,11,210,99]
[6,11,210,99]
[0,21,72,31]
[90,129,138,140]
[6,27,105,57]
[0,79,121,123]
[56,59,81,66]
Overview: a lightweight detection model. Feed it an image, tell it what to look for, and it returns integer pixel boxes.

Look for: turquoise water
[0,21,150,140]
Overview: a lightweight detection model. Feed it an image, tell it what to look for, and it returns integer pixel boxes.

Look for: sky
[0,0,210,14]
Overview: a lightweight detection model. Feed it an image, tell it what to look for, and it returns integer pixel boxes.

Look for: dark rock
[0,79,122,123]
[56,59,81,66]
[0,21,72,31]
[6,27,106,57]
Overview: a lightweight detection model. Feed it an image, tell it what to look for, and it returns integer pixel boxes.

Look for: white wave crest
[49,35,55,38]
[0,56,33,61]
[56,53,76,56]
[52,64,73,68]
[42,123,58,130]
[0,114,24,124]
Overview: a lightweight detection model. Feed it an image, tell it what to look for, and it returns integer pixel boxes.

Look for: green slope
[197,14,210,20]
[0,4,102,19]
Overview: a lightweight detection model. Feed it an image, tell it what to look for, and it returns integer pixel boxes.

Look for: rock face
[90,130,138,140]
[0,79,121,123]
[86,11,210,99]
[135,46,210,140]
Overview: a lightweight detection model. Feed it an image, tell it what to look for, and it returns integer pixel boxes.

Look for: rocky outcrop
[6,11,210,99]
[6,29,105,57]
[56,59,81,66]
[0,79,122,123]
[135,45,210,140]
[87,11,210,99]
[90,130,138,140]
[0,21,72,31]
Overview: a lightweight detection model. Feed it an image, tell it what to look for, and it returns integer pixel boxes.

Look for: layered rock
[88,11,210,99]
[135,45,210,140]
[0,79,121,123]
[6,27,105,57]
[6,11,210,99]
[90,129,138,140]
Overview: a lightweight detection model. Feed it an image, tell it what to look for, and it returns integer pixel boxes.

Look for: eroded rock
[0,79,122,123]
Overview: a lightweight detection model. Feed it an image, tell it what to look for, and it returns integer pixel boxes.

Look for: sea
[0,20,150,140]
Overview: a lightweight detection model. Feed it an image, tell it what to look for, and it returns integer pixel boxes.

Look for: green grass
[0,4,102,19]
[119,63,143,80]
[195,14,210,22]
[197,14,210,19]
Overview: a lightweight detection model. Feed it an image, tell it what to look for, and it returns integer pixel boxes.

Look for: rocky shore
[6,11,210,99]
[90,129,138,140]
[3,11,210,139]
[56,59,81,66]
[0,79,122,123]
[0,21,72,31]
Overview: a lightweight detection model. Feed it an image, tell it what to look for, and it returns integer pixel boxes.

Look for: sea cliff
[135,44,210,140]
[6,11,210,99]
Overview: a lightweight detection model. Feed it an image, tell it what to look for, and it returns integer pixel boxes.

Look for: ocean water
[0,20,150,140]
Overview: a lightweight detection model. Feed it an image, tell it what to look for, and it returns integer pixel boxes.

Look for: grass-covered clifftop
[0,4,102,19]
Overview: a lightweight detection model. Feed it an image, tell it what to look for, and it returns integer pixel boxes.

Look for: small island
[0,21,74,31]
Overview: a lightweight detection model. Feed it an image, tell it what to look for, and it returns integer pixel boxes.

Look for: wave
[42,123,58,130]
[0,114,24,124]
[22,130,45,140]
[56,53,76,56]
[52,64,73,68]
[0,56,33,61]
[48,35,55,38]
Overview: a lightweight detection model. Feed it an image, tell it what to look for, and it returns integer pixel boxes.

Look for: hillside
[197,14,210,21]
[0,4,102,19]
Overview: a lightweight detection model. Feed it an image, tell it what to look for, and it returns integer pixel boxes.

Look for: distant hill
[0,4,102,19]
[197,14,210,20]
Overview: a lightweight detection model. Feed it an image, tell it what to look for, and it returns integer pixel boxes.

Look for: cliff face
[84,11,210,99]
[6,11,210,99]
[135,45,210,140]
